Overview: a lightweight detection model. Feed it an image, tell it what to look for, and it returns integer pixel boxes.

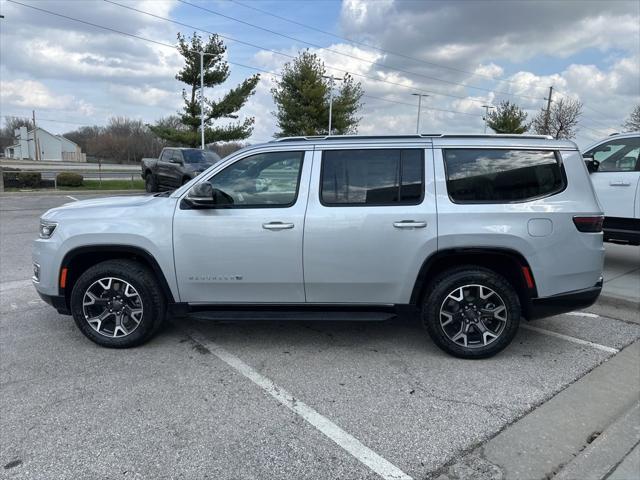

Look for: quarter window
[444,149,565,203]
[321,149,424,206]
[208,151,304,207]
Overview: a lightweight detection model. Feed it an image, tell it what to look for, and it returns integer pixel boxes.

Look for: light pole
[323,75,342,135]
[200,51,205,150]
[482,104,495,134]
[411,93,429,134]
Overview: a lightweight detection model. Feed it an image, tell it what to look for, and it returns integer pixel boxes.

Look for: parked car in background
[33,135,604,359]
[583,132,640,245]
[141,147,221,192]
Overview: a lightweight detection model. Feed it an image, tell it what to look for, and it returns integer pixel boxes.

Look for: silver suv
[33,135,604,358]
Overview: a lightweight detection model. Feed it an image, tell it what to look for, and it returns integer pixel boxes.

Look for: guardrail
[0,168,142,191]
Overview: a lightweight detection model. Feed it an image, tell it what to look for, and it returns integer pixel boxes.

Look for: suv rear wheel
[70,259,166,348]
[422,266,520,359]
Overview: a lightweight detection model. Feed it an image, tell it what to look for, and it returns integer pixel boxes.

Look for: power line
[101,0,492,105]
[176,0,547,102]
[548,88,615,131]
[227,0,560,93]
[6,0,480,120]
[5,0,613,135]
[3,114,92,126]
[361,94,479,117]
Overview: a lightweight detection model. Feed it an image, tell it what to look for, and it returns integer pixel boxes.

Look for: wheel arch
[59,245,175,308]
[410,247,538,316]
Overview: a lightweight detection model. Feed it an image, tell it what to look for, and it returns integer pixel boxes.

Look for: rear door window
[443,149,565,203]
[321,149,424,206]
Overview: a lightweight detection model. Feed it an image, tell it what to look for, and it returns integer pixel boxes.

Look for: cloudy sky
[1,0,638,147]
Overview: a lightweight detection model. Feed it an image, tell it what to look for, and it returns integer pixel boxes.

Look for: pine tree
[271,51,363,137]
[486,101,530,134]
[150,33,259,147]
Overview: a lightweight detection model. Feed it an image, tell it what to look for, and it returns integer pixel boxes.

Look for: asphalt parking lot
[1,193,639,480]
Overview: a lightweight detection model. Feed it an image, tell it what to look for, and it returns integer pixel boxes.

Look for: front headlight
[39,220,58,239]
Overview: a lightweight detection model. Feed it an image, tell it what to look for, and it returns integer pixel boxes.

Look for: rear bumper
[527,279,602,320]
[603,217,640,244]
[37,291,70,315]
[604,228,640,244]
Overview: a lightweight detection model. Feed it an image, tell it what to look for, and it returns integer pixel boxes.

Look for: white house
[4,126,85,162]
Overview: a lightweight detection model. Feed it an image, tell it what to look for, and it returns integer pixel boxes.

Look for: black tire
[70,259,166,348]
[422,266,520,359]
[145,173,158,193]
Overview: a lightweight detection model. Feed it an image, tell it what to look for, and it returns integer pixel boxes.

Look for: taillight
[573,215,604,232]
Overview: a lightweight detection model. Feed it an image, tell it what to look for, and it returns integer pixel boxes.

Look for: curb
[0,190,146,197]
[435,341,640,480]
[597,292,640,312]
[554,402,640,480]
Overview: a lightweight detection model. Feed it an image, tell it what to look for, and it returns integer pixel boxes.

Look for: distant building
[3,126,85,162]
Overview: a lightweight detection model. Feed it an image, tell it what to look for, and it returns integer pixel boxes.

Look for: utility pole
[411,94,429,134]
[32,110,39,161]
[323,75,342,135]
[200,50,205,150]
[482,105,495,134]
[543,86,553,135]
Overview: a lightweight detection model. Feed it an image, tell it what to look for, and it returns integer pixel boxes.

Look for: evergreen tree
[150,33,259,147]
[271,51,363,137]
[486,100,529,134]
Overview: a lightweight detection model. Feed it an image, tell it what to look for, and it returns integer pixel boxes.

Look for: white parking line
[565,311,600,318]
[187,328,413,480]
[521,325,619,354]
[66,195,78,201]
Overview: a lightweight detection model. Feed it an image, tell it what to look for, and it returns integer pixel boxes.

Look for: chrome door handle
[262,222,294,230]
[609,181,631,186]
[393,220,427,229]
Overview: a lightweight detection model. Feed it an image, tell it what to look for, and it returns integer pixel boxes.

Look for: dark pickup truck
[141,147,221,192]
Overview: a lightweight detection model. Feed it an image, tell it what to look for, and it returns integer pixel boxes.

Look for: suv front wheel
[70,259,166,348]
[145,173,158,193]
[422,266,520,359]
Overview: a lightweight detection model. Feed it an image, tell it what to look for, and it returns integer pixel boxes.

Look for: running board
[188,310,397,322]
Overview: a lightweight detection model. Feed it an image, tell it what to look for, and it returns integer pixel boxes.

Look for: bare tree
[532,97,583,139]
[64,116,165,163]
[622,104,640,132]
[208,141,247,158]
[0,116,34,150]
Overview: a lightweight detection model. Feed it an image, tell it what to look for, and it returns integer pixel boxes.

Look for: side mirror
[583,153,599,173]
[170,157,183,165]
[184,182,215,208]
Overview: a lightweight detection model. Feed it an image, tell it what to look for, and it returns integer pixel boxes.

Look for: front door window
[209,151,304,207]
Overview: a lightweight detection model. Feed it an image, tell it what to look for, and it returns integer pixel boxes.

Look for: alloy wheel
[82,277,143,338]
[439,284,507,348]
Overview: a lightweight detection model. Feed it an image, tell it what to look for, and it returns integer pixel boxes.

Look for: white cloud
[113,85,181,108]
[1,79,95,114]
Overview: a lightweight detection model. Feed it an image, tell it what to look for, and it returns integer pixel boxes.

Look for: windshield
[182,149,221,165]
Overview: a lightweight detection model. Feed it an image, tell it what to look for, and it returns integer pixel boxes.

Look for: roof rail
[271,134,554,142]
[270,134,438,142]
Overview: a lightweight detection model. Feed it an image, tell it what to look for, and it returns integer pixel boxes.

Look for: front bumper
[37,290,70,315]
[527,279,602,320]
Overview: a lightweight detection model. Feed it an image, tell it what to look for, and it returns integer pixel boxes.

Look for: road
[1,193,639,479]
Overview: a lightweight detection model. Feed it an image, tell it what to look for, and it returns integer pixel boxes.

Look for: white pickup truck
[583,132,640,245]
